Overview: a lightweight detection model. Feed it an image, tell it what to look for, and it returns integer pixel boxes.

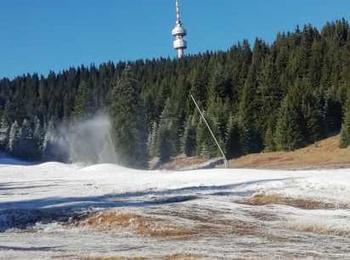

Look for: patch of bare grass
[163,254,203,260]
[75,209,268,241]
[241,193,349,210]
[74,211,194,239]
[82,254,203,260]
[80,256,149,260]
[232,134,350,169]
[289,222,350,236]
[81,257,146,260]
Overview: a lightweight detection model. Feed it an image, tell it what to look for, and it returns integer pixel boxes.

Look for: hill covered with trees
[1,19,350,168]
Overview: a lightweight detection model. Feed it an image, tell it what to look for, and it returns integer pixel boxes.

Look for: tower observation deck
[172,0,187,59]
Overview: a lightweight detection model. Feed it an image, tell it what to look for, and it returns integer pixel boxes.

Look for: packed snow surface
[1,161,350,259]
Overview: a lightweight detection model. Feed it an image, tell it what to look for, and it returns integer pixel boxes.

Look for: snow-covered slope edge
[1,162,350,210]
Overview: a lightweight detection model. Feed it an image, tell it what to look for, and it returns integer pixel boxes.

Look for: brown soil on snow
[289,222,350,237]
[240,193,349,210]
[154,155,208,171]
[83,254,203,260]
[74,210,263,239]
[74,211,194,239]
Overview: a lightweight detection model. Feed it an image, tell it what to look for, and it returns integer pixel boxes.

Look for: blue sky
[0,0,349,79]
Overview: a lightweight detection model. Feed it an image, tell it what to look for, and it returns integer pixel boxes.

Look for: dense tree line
[1,19,350,168]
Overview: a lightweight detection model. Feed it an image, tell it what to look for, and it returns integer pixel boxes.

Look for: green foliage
[109,68,148,169]
[73,81,93,119]
[0,20,350,167]
[225,116,241,159]
[147,121,159,158]
[0,116,9,149]
[263,123,275,152]
[158,99,177,162]
[275,89,305,151]
[340,92,350,148]
[181,115,197,157]
[238,69,262,154]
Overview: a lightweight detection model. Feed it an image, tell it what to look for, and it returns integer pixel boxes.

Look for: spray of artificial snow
[45,113,117,164]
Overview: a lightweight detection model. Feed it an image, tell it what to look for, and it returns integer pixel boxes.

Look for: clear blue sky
[0,0,349,79]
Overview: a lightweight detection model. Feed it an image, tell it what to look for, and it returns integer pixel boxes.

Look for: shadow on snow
[0,178,294,231]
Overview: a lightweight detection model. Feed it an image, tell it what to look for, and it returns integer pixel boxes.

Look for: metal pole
[190,94,229,168]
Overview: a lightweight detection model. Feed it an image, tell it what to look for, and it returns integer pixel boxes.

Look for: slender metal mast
[172,0,187,59]
[190,94,229,168]
[176,0,181,24]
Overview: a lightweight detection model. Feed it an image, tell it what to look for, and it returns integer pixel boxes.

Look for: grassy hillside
[231,134,350,170]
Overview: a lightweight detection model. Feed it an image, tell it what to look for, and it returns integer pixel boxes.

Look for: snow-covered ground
[0,161,350,259]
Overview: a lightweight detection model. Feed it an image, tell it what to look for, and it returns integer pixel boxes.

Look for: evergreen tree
[190,67,208,107]
[15,119,39,159]
[275,93,305,151]
[302,92,323,143]
[264,123,276,152]
[33,116,45,153]
[238,67,262,154]
[109,68,148,169]
[208,64,231,99]
[181,115,197,157]
[158,99,177,162]
[340,93,350,148]
[148,121,159,158]
[195,114,219,158]
[8,121,19,153]
[73,81,93,119]
[0,117,9,149]
[225,116,241,159]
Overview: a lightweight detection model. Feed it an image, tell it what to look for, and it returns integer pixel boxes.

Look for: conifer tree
[225,116,241,159]
[190,67,208,107]
[208,64,231,99]
[302,93,323,143]
[16,119,38,159]
[8,121,19,153]
[158,99,177,162]
[148,121,159,158]
[238,67,262,154]
[264,124,276,152]
[109,68,148,169]
[73,81,92,119]
[195,120,211,159]
[181,115,197,157]
[340,93,350,148]
[0,117,9,149]
[275,94,304,151]
[33,116,45,153]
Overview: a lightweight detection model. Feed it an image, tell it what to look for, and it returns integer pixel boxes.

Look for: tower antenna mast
[172,0,187,59]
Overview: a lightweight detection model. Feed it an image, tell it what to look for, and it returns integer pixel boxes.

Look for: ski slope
[1,162,350,259]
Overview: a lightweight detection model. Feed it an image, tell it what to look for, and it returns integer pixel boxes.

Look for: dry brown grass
[75,209,265,241]
[162,254,203,260]
[241,193,349,210]
[157,154,208,171]
[289,222,350,236]
[154,207,263,237]
[82,257,147,260]
[232,135,350,169]
[82,254,202,260]
[75,211,194,239]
